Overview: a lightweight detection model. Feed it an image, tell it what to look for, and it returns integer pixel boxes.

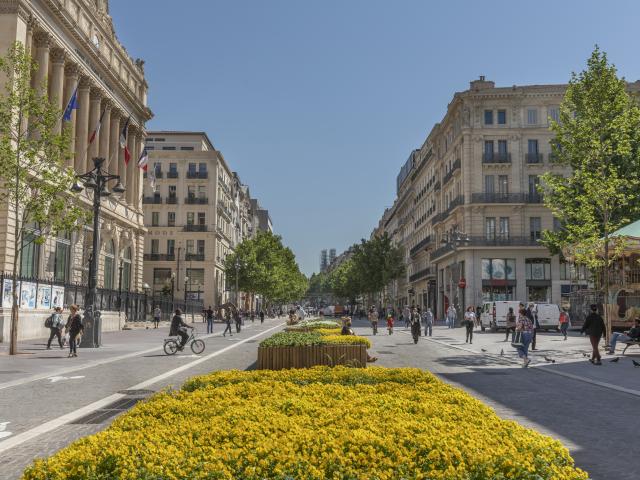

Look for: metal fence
[569,289,640,329]
[0,272,203,322]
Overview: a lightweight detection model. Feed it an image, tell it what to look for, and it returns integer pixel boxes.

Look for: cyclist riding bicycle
[170,308,193,349]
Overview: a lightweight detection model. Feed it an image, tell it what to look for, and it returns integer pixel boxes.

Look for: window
[197,212,206,225]
[188,163,196,175]
[169,162,177,174]
[198,162,207,174]
[168,185,176,198]
[167,239,175,256]
[497,109,506,125]
[161,146,176,151]
[54,232,71,282]
[187,212,194,225]
[186,268,205,286]
[485,217,496,240]
[121,247,132,291]
[180,146,194,151]
[198,185,206,199]
[186,239,194,254]
[528,175,540,195]
[499,217,510,239]
[153,162,161,175]
[498,175,508,195]
[484,110,493,125]
[103,240,115,289]
[484,175,495,193]
[151,212,159,226]
[153,268,171,288]
[197,239,205,255]
[530,217,542,241]
[553,217,562,232]
[20,224,40,278]
[187,186,196,199]
[548,106,560,123]
[167,211,175,227]
[151,239,159,254]
[497,140,508,154]
[560,258,588,281]
[481,258,516,280]
[525,258,550,280]
[528,139,539,153]
[484,140,494,160]
[527,108,538,125]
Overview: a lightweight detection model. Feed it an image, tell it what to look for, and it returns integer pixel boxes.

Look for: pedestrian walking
[403,305,411,329]
[235,311,242,333]
[386,313,394,334]
[205,305,214,334]
[64,304,83,358]
[527,303,540,350]
[515,305,534,367]
[45,307,65,349]
[152,306,161,329]
[368,307,379,335]
[447,305,457,329]
[260,310,265,324]
[504,307,516,342]
[423,308,434,337]
[559,308,570,340]
[581,304,605,365]
[463,306,475,343]
[223,310,233,337]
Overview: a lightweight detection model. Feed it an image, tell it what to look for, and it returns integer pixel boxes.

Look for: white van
[534,303,561,331]
[480,301,521,331]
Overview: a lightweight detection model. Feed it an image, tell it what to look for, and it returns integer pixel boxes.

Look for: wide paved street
[2,317,638,480]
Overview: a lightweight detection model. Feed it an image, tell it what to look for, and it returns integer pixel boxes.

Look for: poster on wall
[52,287,65,308]
[20,282,37,309]
[2,279,18,308]
[38,286,52,309]
[531,263,546,280]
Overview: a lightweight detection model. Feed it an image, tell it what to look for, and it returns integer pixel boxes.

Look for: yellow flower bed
[315,327,342,336]
[22,367,587,480]
[321,334,371,348]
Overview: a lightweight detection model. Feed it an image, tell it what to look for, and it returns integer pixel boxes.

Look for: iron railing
[482,152,511,164]
[187,171,208,179]
[185,253,205,261]
[526,153,543,164]
[184,224,208,232]
[410,235,432,256]
[143,196,162,204]
[442,159,461,185]
[166,196,178,204]
[409,267,434,282]
[166,171,179,178]
[185,196,208,204]
[144,253,175,261]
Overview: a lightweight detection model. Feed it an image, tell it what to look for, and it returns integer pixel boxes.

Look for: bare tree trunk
[603,214,611,344]
[9,116,22,356]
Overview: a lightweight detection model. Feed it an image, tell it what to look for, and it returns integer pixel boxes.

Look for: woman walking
[559,308,570,340]
[581,304,605,365]
[386,313,394,335]
[504,307,516,342]
[64,304,83,358]
[464,306,475,344]
[515,305,534,367]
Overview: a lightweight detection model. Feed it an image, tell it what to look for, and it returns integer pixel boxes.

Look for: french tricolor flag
[119,116,131,165]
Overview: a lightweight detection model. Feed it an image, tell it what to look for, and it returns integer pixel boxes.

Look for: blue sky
[111,0,640,276]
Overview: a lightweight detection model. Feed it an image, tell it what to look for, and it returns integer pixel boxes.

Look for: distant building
[329,249,337,265]
[250,199,273,233]
[320,250,328,272]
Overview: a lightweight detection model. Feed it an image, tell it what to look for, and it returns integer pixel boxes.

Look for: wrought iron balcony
[144,253,175,261]
[526,153,543,164]
[143,196,162,204]
[471,193,524,203]
[185,253,205,261]
[442,158,461,185]
[166,196,178,204]
[410,236,432,256]
[183,224,208,232]
[186,171,208,179]
[167,171,179,178]
[482,152,511,164]
[409,267,434,282]
[185,196,208,204]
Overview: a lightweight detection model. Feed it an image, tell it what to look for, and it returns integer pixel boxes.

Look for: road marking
[0,322,284,454]
[0,422,11,440]
[0,320,273,391]
[47,375,85,383]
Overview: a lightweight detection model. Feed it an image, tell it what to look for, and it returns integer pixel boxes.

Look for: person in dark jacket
[205,306,214,334]
[64,304,83,358]
[581,304,605,365]
[170,309,192,349]
[526,303,540,350]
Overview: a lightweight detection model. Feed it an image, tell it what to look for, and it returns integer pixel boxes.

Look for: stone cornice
[0,0,30,20]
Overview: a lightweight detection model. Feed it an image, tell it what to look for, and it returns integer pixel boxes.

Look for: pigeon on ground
[500,349,504,356]
[582,352,590,358]
[632,360,640,368]
[481,348,487,352]
[610,357,620,363]
[544,356,556,363]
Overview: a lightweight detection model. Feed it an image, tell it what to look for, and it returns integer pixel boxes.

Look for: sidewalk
[423,324,640,395]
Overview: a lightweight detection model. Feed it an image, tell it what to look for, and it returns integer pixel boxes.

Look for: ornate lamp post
[441,227,470,327]
[234,257,241,308]
[71,157,125,347]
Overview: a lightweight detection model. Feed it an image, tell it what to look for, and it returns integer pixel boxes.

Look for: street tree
[327,258,361,306]
[0,43,88,354]
[541,46,640,339]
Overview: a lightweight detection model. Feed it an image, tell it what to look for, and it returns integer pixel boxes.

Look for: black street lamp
[184,275,189,303]
[71,157,125,348]
[117,259,124,312]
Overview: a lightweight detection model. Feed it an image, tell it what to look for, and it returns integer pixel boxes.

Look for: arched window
[103,240,115,289]
[121,247,132,292]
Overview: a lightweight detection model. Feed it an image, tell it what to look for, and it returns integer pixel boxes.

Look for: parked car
[535,303,561,331]
[480,301,522,331]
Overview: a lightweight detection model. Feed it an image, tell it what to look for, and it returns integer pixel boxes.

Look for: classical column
[32,30,51,96]
[118,118,128,198]
[126,126,136,205]
[25,16,36,54]
[135,132,144,210]
[49,47,66,135]
[75,77,91,173]
[88,89,102,161]
[99,100,112,166]
[63,62,80,168]
[109,110,121,177]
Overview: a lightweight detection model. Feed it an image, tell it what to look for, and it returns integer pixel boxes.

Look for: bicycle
[164,328,205,355]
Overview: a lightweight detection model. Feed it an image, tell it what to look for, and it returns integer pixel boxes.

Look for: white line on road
[0,322,284,454]
[47,375,85,383]
[0,422,11,440]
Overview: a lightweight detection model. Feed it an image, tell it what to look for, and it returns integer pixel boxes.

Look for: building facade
[0,0,151,341]
[375,77,595,319]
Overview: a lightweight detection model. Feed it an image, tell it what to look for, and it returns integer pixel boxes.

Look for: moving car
[480,301,521,331]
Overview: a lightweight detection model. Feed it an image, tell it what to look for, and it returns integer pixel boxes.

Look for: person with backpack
[205,306,214,334]
[46,307,65,350]
[64,304,83,358]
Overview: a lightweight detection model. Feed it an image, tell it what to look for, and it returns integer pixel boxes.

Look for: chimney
[470,75,495,91]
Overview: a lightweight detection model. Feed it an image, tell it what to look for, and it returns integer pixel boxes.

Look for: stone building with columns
[0,0,152,341]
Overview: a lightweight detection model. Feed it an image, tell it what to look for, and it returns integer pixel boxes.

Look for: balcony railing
[410,235,432,257]
[167,171,179,178]
[409,267,434,282]
[430,235,542,261]
[185,253,205,261]
[482,152,511,164]
[144,171,163,179]
[526,193,543,203]
[217,203,232,219]
[548,153,559,162]
[470,193,543,204]
[444,195,465,216]
[442,159,461,185]
[187,171,208,179]
[607,269,640,286]
[143,196,162,204]
[185,196,208,204]
[434,180,441,191]
[184,224,208,232]
[526,153,543,164]
[431,212,446,226]
[166,196,178,204]
[144,253,175,261]
[430,243,454,261]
